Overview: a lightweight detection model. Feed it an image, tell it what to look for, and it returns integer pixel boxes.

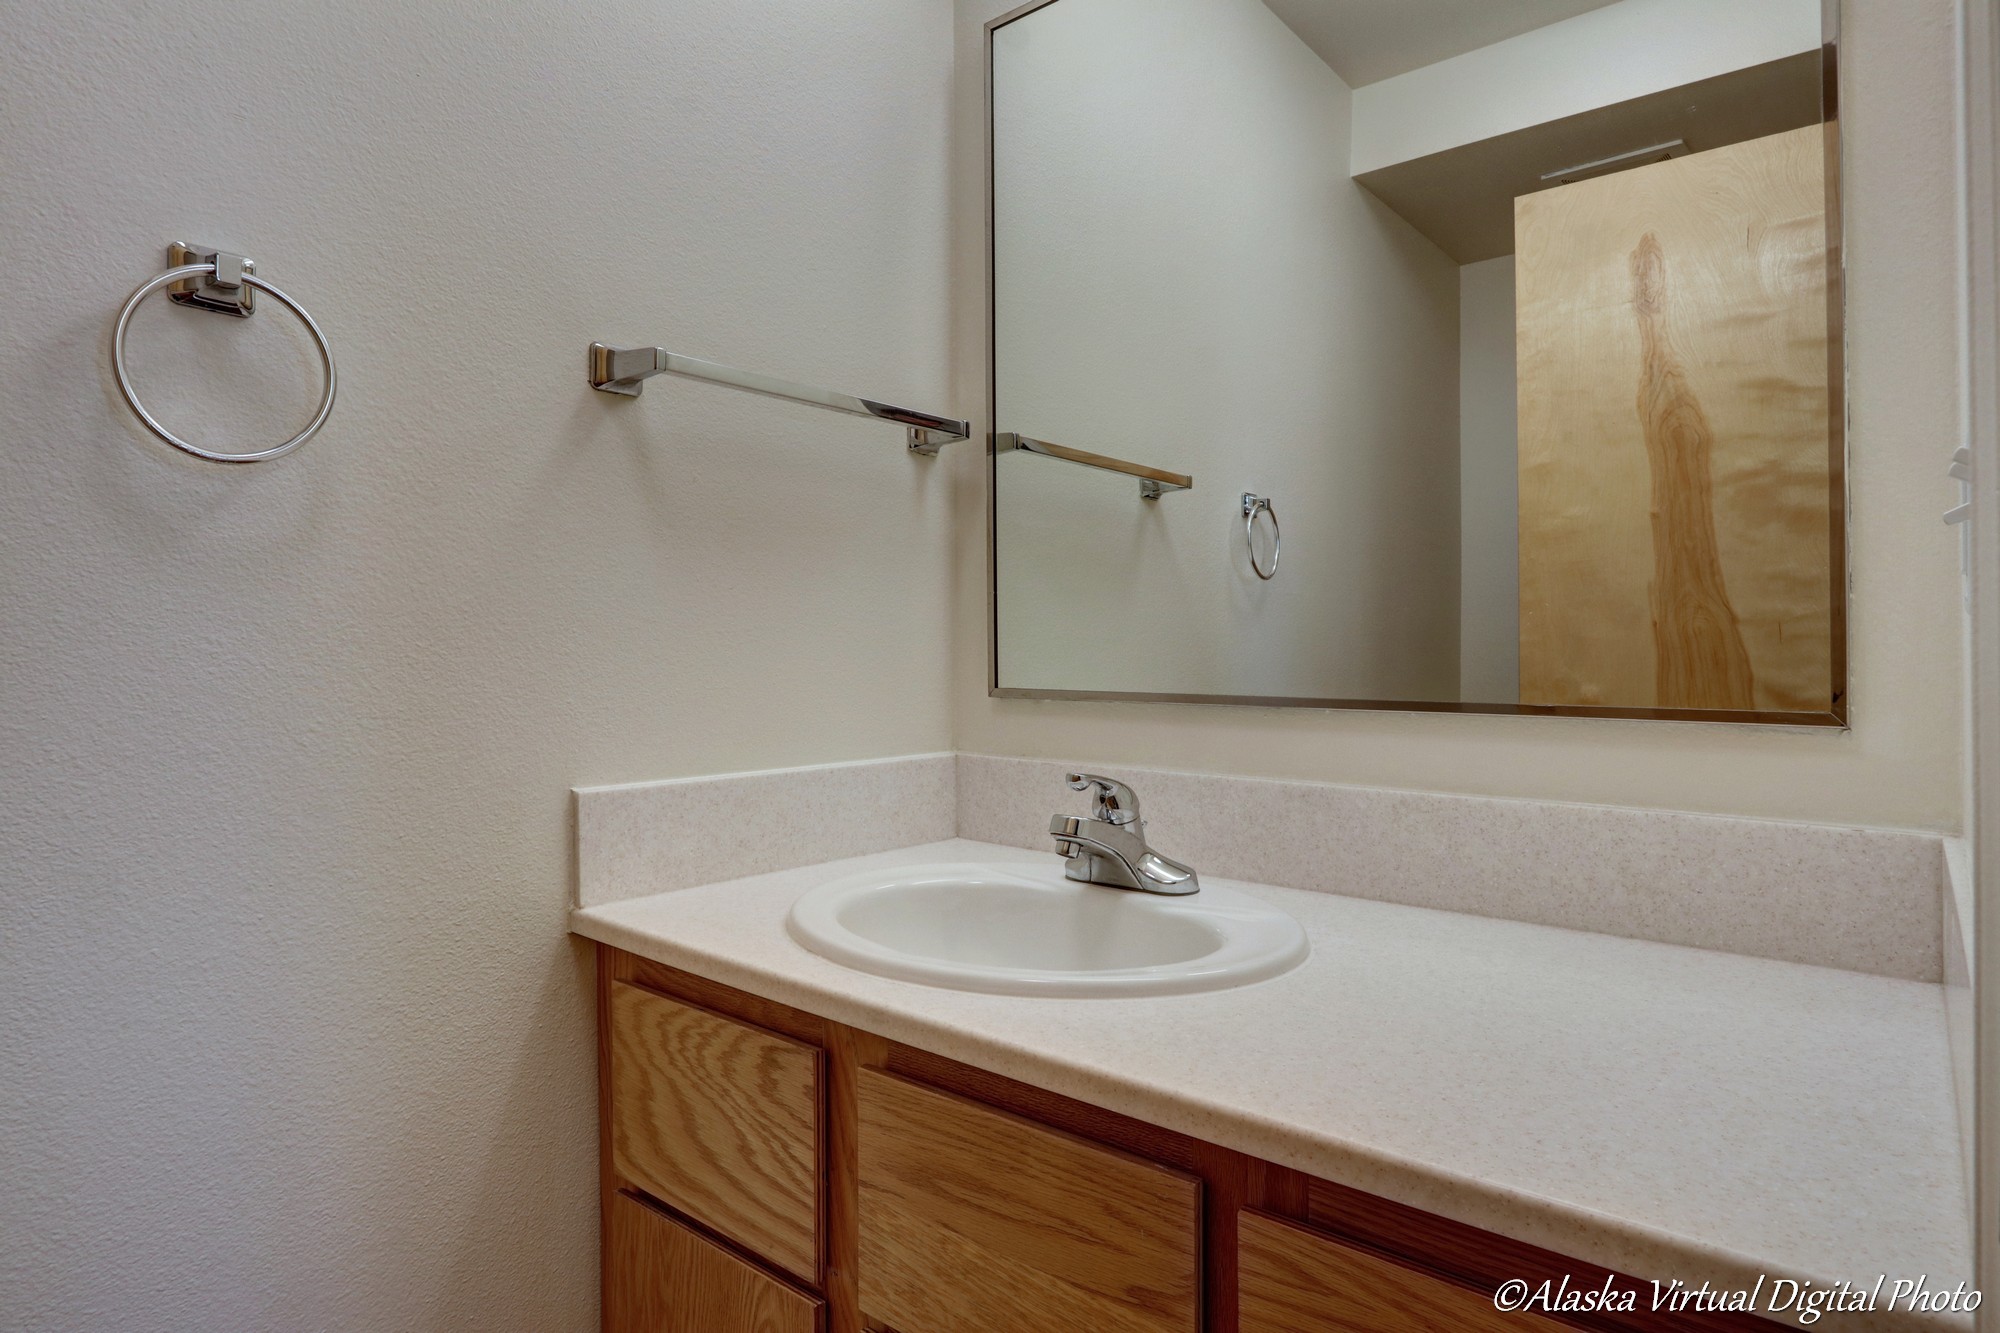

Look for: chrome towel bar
[996,432,1192,499]
[587,343,970,454]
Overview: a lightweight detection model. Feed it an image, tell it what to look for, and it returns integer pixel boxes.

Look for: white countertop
[572,839,1969,1330]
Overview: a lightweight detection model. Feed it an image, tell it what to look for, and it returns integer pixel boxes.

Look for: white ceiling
[1262,0,1622,87]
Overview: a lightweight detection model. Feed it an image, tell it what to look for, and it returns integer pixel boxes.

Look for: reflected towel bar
[587,343,970,454]
[996,432,1193,499]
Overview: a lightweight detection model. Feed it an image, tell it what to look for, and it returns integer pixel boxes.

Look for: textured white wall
[1458,256,1521,702]
[991,0,1462,701]
[1349,0,1824,173]
[954,0,1967,831]
[0,2,954,1330]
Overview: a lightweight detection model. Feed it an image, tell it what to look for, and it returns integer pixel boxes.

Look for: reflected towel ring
[112,261,337,463]
[1242,493,1279,580]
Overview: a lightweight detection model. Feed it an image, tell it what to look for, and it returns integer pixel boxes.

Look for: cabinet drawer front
[608,981,820,1280]
[1240,1210,1566,1333]
[606,1191,822,1333]
[856,1067,1198,1333]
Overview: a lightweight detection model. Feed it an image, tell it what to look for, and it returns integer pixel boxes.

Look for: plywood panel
[608,981,820,1281]
[855,1067,1198,1333]
[605,1190,821,1333]
[1516,123,1832,712]
[1239,1210,1564,1333]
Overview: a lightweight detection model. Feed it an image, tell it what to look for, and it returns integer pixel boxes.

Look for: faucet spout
[1048,811,1200,896]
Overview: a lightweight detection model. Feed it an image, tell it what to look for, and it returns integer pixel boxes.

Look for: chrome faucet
[1048,773,1199,896]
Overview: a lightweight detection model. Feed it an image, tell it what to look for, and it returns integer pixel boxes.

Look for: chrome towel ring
[1242,493,1280,580]
[112,244,336,463]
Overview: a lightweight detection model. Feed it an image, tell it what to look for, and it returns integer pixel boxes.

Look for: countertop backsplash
[576,751,1946,981]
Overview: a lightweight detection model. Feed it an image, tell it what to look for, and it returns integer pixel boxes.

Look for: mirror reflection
[989,0,1842,723]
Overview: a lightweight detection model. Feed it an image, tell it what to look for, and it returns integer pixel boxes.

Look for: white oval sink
[786,861,1308,997]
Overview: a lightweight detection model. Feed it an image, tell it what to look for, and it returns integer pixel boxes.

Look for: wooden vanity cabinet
[855,1066,1200,1333]
[596,945,1768,1333]
[606,1190,822,1333]
[606,980,820,1282]
[1238,1209,1563,1333]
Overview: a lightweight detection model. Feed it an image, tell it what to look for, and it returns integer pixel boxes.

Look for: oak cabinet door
[607,981,821,1281]
[605,1191,821,1333]
[1239,1209,1567,1333]
[855,1067,1199,1333]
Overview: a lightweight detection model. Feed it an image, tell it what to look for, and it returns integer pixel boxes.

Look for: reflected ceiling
[1261,0,1621,86]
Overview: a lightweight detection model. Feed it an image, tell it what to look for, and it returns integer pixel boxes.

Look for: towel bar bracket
[588,343,665,397]
[903,423,960,455]
[165,241,256,317]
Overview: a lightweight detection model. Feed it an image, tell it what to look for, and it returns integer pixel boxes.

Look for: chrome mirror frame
[982,0,1847,728]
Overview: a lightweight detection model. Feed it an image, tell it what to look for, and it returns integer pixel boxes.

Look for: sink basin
[785,861,1308,997]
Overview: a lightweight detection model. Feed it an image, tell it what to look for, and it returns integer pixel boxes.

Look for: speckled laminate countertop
[571,838,1969,1330]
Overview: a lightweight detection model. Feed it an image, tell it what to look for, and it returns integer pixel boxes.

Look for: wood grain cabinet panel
[1240,1210,1566,1333]
[606,1190,822,1333]
[608,981,820,1281]
[854,1066,1199,1333]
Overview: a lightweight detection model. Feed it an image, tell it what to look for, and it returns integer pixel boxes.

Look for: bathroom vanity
[576,835,1967,1333]
[594,942,1746,1333]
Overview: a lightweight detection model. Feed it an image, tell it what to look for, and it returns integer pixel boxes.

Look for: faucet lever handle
[1065,772,1141,826]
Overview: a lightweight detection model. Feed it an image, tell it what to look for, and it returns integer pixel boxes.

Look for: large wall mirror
[987,0,1845,725]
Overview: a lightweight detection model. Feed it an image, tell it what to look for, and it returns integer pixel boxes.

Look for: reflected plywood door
[1239,1211,1565,1333]
[605,1191,821,1333]
[1515,124,1832,713]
